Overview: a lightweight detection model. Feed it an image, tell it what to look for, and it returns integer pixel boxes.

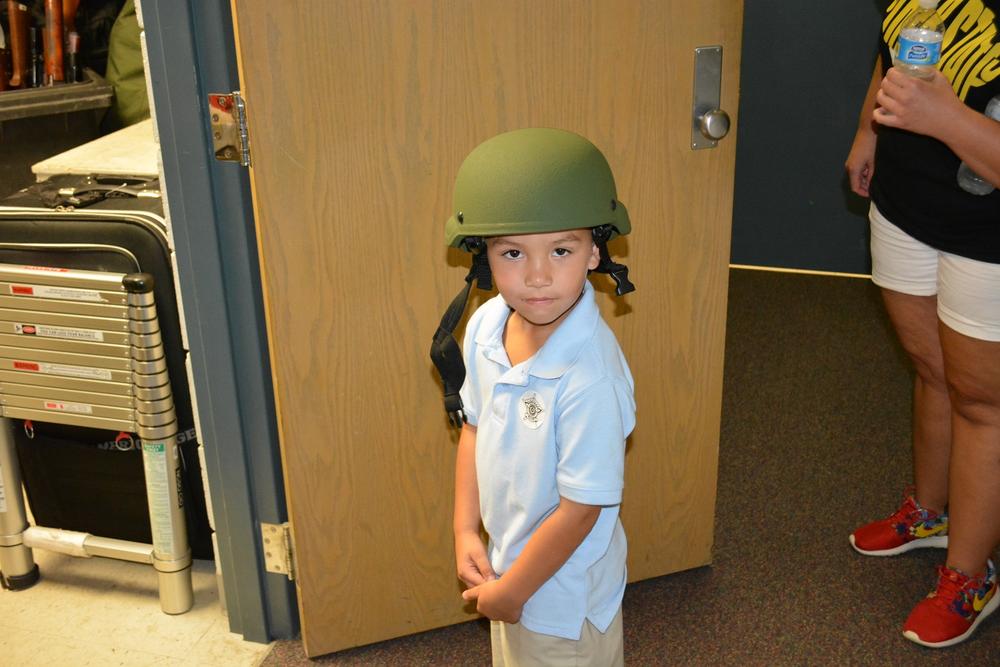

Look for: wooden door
[230,0,742,656]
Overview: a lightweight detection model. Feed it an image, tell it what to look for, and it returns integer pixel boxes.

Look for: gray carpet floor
[263,268,999,665]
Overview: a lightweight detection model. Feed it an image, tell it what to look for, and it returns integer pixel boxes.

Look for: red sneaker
[849,493,948,556]
[903,562,999,648]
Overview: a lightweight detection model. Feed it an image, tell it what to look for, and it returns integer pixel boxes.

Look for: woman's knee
[941,326,1000,426]
[897,336,947,388]
[946,372,1000,426]
[908,351,948,389]
[881,290,945,385]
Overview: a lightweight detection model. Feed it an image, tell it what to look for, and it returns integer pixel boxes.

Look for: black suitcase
[0,175,213,560]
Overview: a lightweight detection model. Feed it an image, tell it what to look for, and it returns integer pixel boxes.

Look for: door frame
[138,0,294,642]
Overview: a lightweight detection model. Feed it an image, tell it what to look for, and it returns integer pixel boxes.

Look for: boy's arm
[462,496,601,623]
[454,423,495,588]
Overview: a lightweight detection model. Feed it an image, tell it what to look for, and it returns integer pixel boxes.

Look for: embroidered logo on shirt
[518,391,546,429]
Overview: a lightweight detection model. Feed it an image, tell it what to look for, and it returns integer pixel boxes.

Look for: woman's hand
[873,67,963,139]
[846,127,878,197]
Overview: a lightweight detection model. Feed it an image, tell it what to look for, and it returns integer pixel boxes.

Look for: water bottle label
[897,36,941,66]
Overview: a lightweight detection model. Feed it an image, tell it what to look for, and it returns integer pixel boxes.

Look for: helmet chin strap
[429,240,491,427]
[591,225,635,296]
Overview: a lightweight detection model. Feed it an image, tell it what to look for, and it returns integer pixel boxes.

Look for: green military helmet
[445,128,630,250]
[432,128,635,427]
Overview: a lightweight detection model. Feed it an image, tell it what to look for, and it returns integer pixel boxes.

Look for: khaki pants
[490,608,624,667]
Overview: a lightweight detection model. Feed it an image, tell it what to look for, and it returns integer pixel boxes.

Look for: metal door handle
[691,46,729,150]
[698,108,730,141]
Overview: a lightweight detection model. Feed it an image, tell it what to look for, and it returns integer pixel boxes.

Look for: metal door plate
[692,46,723,150]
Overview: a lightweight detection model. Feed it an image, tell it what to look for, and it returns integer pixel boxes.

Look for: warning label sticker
[12,361,113,381]
[14,323,106,342]
[43,400,94,415]
[142,442,176,555]
[9,283,105,303]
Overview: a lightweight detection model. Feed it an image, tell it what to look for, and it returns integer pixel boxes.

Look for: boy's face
[486,228,600,330]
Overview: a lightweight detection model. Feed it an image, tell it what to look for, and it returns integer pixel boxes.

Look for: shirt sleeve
[458,310,483,427]
[554,378,635,506]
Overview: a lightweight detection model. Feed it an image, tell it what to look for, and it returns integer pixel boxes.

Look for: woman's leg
[901,253,1000,647]
[939,323,1000,575]
[901,323,1000,647]
[852,206,950,555]
[881,289,951,512]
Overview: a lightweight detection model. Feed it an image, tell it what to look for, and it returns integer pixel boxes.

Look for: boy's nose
[525,259,552,287]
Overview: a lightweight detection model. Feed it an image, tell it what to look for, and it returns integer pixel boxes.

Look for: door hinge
[208,91,251,167]
[260,521,295,581]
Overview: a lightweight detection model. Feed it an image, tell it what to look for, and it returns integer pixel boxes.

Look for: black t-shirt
[871,0,1000,263]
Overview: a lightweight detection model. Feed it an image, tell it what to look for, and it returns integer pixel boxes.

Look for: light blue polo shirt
[460,280,636,640]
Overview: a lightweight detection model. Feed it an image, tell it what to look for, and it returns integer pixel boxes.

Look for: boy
[431,128,636,665]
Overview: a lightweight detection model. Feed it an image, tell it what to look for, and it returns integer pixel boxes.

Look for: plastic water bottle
[894,0,944,79]
[957,95,1000,195]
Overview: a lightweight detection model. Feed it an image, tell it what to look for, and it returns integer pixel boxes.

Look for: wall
[732,1,884,274]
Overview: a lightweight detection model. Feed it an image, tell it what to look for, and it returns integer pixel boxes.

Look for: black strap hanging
[591,225,635,296]
[430,245,492,427]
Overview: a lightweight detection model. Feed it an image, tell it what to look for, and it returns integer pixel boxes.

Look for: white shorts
[869,203,1000,342]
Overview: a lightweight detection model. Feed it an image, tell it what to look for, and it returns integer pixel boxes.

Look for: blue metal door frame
[139,0,296,642]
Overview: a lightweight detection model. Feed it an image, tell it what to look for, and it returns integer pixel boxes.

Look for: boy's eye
[553,247,571,257]
[501,249,522,259]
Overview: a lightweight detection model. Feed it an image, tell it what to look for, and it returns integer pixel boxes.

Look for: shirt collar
[475,281,599,380]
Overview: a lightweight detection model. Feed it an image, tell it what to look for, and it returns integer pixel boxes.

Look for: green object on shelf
[104,0,149,130]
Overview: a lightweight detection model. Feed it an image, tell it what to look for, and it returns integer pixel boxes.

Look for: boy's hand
[455,530,496,588]
[462,578,524,624]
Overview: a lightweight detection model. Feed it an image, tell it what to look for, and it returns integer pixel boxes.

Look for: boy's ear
[587,242,601,271]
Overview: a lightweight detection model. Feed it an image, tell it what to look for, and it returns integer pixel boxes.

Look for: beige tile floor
[0,546,273,666]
